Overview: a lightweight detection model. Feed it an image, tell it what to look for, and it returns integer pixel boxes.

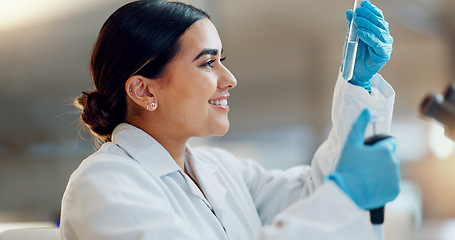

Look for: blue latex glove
[327,109,400,210]
[344,1,393,92]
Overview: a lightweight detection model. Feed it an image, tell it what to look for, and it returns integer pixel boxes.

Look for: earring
[129,89,133,95]
[146,102,157,111]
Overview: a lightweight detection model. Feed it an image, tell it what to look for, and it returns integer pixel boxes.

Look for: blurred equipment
[419,82,455,140]
[0,228,60,240]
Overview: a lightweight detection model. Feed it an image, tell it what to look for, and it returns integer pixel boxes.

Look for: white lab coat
[60,73,395,240]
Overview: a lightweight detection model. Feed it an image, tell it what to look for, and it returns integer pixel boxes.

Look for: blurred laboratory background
[0,0,454,239]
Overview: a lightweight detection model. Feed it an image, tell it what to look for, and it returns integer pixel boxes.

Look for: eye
[201,59,216,68]
[200,57,227,69]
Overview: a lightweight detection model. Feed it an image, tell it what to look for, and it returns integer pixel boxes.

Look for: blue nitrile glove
[326,109,400,210]
[344,1,393,92]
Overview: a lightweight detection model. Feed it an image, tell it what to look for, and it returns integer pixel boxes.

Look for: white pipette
[365,115,388,240]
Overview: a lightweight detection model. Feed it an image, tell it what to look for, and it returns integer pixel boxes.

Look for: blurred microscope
[420,82,455,141]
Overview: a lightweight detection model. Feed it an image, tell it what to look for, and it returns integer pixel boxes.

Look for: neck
[125,121,188,170]
[126,106,192,170]
[153,135,188,170]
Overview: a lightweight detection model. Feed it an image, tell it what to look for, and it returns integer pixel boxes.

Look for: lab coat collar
[186,147,227,225]
[185,147,217,175]
[111,123,227,224]
[111,123,222,178]
[111,123,181,177]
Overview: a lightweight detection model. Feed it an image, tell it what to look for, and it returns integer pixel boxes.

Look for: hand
[327,109,400,210]
[345,1,393,92]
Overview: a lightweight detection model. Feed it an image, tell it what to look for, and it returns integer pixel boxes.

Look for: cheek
[164,68,217,110]
[189,75,217,100]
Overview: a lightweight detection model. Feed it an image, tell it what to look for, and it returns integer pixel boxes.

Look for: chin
[214,130,228,137]
[213,123,230,137]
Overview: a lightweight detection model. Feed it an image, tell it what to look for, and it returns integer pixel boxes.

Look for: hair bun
[75,91,117,142]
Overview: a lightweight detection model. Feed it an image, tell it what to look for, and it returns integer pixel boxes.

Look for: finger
[354,16,388,42]
[367,44,392,64]
[360,0,384,19]
[347,109,371,144]
[358,27,393,50]
[355,6,389,32]
[357,29,392,59]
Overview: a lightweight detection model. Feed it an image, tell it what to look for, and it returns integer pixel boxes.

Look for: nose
[218,65,237,90]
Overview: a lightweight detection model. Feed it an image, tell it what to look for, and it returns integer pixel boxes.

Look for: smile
[209,99,228,106]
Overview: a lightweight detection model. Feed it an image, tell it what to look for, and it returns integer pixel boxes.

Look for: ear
[125,76,158,111]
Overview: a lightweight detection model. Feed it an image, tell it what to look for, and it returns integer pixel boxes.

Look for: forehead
[177,18,222,57]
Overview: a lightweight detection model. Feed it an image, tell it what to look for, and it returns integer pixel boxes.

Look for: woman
[61,0,399,239]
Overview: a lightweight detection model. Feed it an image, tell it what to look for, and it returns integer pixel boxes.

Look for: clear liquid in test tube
[341,0,363,81]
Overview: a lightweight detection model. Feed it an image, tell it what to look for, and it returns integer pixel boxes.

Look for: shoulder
[70,143,144,180]
[60,143,178,238]
[64,142,162,200]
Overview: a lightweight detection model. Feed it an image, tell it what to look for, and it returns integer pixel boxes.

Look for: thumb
[347,109,371,144]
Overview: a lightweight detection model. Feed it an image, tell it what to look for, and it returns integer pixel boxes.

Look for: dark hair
[75,0,209,142]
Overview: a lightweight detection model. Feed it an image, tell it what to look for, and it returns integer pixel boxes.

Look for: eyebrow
[193,48,224,62]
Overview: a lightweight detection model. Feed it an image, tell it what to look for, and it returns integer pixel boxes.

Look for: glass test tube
[341,0,363,81]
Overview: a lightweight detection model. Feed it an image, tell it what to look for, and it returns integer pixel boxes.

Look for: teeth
[209,99,228,106]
